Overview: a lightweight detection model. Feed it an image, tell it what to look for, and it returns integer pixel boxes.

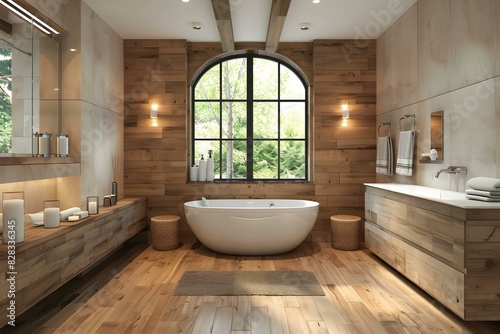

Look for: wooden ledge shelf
[0,197,146,253]
[0,156,80,166]
[0,197,148,329]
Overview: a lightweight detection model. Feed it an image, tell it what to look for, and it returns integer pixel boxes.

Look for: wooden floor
[4,240,500,334]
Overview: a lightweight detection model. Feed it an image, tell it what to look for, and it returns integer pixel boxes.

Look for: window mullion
[218,63,223,180]
[247,55,253,181]
[277,63,281,180]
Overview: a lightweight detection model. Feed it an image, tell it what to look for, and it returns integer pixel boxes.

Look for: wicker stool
[150,215,180,251]
[330,215,361,251]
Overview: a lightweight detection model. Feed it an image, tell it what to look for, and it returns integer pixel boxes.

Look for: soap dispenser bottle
[206,149,214,181]
[198,154,207,181]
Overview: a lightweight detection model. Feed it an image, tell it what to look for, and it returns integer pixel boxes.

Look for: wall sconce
[150,103,158,119]
[341,103,349,119]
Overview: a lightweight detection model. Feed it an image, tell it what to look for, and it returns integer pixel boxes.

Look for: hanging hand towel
[376,136,393,175]
[465,177,500,192]
[395,130,415,176]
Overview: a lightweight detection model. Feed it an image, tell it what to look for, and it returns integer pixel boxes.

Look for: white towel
[466,194,500,202]
[376,136,393,175]
[465,189,500,198]
[60,207,81,220]
[466,177,500,192]
[395,130,415,176]
[25,212,44,226]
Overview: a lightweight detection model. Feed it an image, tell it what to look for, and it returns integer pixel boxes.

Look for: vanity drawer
[366,192,465,268]
[365,221,465,319]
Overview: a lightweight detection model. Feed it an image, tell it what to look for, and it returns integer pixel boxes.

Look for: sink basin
[364,183,499,208]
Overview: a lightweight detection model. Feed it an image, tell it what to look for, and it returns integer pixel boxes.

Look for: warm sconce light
[150,103,158,119]
[341,103,349,119]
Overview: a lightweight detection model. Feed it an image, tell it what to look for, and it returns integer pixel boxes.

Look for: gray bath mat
[174,271,325,296]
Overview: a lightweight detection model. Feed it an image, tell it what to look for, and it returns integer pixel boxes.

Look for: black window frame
[191,53,309,181]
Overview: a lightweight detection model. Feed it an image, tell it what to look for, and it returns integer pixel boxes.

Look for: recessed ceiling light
[312,0,320,3]
[300,23,310,31]
[182,0,189,2]
[192,22,202,30]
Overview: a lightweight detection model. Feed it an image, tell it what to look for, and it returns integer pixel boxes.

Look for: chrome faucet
[435,166,468,178]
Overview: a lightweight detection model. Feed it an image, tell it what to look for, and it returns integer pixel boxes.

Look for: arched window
[191,52,309,181]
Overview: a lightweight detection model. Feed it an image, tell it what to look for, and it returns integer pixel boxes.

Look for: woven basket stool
[330,215,362,251]
[150,215,180,251]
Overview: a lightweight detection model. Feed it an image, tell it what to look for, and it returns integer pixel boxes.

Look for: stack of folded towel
[465,177,500,202]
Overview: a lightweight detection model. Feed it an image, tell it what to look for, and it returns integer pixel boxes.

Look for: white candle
[57,136,69,156]
[88,201,98,215]
[190,166,199,182]
[2,199,24,243]
[43,207,60,228]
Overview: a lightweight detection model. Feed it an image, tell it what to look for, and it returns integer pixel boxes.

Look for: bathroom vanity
[0,198,147,328]
[364,183,500,321]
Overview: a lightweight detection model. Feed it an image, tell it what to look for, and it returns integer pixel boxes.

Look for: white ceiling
[83,0,417,42]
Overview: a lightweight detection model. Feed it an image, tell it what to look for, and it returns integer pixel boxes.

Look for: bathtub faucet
[270,203,275,207]
[435,166,467,178]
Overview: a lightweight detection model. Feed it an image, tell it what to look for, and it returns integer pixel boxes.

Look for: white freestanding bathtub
[184,199,319,255]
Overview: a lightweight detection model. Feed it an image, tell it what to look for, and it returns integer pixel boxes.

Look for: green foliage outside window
[0,48,12,153]
[193,55,308,180]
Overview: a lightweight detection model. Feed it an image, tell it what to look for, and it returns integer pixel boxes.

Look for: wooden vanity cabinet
[364,186,500,321]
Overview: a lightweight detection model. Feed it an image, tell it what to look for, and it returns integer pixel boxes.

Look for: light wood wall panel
[449,0,496,90]
[376,4,417,114]
[497,2,500,76]
[124,39,376,243]
[417,0,450,101]
[376,0,500,186]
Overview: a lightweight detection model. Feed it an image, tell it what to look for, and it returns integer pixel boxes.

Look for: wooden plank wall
[123,39,376,243]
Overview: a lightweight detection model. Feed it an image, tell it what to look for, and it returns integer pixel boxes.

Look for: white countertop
[364,183,500,209]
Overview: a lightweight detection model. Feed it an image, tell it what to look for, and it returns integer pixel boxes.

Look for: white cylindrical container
[206,149,214,181]
[43,200,60,228]
[43,208,60,228]
[38,132,52,157]
[2,192,24,243]
[190,165,199,182]
[87,196,99,215]
[198,155,207,182]
[56,134,69,157]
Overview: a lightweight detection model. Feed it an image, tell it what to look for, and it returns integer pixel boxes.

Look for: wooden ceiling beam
[265,0,291,53]
[211,0,234,52]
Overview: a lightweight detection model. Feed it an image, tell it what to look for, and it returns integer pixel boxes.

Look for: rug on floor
[173,270,325,296]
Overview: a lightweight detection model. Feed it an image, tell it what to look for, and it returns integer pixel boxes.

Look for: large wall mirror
[0,5,60,156]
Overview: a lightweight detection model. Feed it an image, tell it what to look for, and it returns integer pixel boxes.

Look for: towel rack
[378,122,391,137]
[399,114,415,132]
